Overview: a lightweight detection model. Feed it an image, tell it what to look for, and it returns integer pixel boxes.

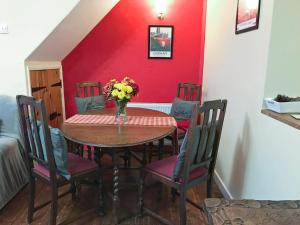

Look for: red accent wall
[62,0,206,117]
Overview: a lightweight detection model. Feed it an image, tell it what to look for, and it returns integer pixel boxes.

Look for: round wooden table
[61,107,177,224]
[61,107,176,148]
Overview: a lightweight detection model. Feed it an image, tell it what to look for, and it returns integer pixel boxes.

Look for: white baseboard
[214,171,233,199]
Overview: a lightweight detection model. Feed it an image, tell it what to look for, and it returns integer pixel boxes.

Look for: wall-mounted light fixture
[155,0,167,20]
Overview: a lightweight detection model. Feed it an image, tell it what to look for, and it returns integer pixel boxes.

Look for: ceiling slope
[27,0,119,61]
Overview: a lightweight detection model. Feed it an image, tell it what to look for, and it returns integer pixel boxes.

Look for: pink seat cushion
[34,153,98,179]
[145,155,207,182]
[177,120,190,132]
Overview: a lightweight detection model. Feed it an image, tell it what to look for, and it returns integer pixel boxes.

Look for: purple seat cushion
[145,155,207,182]
[34,153,97,179]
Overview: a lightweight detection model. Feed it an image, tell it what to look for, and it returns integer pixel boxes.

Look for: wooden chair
[76,81,102,97]
[175,82,202,139]
[75,81,102,159]
[17,95,104,225]
[148,83,202,162]
[176,82,202,102]
[139,99,227,225]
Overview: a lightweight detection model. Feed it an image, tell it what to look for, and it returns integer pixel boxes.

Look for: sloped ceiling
[27,0,119,61]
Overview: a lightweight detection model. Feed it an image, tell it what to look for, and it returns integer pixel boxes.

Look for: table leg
[112,152,120,224]
[95,148,105,216]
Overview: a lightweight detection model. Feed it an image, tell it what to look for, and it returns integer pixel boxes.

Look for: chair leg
[148,142,153,163]
[27,176,36,223]
[158,139,164,160]
[87,146,92,160]
[123,148,131,167]
[207,176,213,198]
[49,185,58,225]
[172,129,179,155]
[157,183,163,202]
[171,188,177,202]
[179,189,187,225]
[71,181,76,201]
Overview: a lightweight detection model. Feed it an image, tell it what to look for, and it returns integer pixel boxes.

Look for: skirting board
[213,171,233,199]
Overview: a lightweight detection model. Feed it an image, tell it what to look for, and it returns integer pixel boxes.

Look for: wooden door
[30,69,63,128]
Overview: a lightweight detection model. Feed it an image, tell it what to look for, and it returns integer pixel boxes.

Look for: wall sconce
[155,0,167,20]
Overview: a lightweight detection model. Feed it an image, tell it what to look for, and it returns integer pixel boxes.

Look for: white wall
[264,0,300,98]
[27,0,119,61]
[0,0,79,96]
[203,0,300,200]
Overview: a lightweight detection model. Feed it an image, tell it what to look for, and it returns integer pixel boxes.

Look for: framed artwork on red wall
[235,0,261,34]
[148,25,174,59]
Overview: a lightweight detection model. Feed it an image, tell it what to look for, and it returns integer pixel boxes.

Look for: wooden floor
[0,155,222,225]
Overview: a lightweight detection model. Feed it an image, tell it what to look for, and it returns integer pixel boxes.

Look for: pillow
[75,95,105,113]
[170,97,198,121]
[172,125,201,180]
[37,123,70,180]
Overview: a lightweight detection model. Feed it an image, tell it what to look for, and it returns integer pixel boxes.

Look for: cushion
[37,123,70,180]
[172,125,202,180]
[34,152,97,179]
[75,95,105,113]
[177,119,190,132]
[170,97,198,121]
[145,155,207,182]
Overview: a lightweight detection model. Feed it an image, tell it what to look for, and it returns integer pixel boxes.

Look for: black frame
[148,25,174,59]
[235,0,261,34]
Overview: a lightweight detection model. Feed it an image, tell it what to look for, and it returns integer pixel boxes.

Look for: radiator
[127,102,172,114]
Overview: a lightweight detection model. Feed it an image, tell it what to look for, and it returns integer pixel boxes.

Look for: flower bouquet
[103,77,139,123]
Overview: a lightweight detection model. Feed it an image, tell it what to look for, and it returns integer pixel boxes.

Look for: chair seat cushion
[33,153,97,180]
[177,119,190,132]
[145,155,207,182]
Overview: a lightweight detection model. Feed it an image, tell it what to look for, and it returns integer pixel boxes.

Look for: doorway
[29,69,63,128]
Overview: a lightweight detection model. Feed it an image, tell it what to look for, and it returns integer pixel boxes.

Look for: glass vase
[115,100,127,124]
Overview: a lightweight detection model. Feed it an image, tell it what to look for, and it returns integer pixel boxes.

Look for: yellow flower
[111,89,119,96]
[114,83,122,90]
[120,83,127,92]
[118,91,126,100]
[125,94,131,99]
[126,85,133,93]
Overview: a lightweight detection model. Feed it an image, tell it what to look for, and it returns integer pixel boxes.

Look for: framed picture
[148,25,174,59]
[235,0,261,34]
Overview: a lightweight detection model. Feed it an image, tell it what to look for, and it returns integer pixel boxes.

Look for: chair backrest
[16,95,57,177]
[176,83,202,102]
[76,81,102,97]
[181,99,227,182]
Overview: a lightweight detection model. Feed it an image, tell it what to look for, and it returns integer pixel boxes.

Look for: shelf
[261,109,300,130]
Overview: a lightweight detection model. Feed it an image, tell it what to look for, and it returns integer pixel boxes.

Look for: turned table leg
[112,152,120,224]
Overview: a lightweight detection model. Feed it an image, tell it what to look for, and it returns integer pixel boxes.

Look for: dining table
[60,107,178,224]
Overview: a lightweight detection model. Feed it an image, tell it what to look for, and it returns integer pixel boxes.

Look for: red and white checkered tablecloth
[65,114,177,127]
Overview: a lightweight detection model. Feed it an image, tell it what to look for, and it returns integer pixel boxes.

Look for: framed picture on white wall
[148,25,174,59]
[235,0,261,34]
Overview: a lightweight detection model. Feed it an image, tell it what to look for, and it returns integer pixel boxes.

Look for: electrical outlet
[0,24,8,34]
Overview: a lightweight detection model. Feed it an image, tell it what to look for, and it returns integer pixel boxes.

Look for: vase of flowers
[103,77,139,124]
